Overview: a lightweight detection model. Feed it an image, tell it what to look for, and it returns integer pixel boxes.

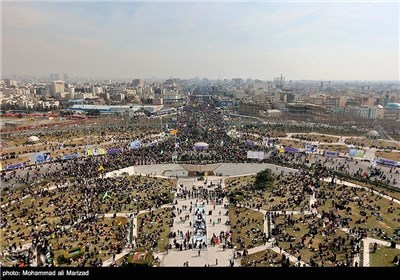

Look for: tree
[253,169,275,191]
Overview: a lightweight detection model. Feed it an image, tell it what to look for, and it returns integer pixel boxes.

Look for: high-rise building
[3,79,17,87]
[132,79,144,87]
[273,74,285,89]
[51,81,65,97]
[50,74,55,80]
[63,74,68,81]
[55,73,60,80]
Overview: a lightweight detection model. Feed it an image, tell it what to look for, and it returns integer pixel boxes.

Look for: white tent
[27,136,40,144]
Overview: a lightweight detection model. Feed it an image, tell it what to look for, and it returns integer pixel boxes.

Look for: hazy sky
[2,1,399,80]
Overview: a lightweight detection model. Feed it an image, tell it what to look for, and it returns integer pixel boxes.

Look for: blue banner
[324,151,338,157]
[107,148,122,154]
[284,147,299,153]
[376,158,398,167]
[62,153,80,160]
[6,163,24,170]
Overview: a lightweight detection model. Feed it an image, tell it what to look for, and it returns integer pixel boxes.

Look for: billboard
[355,150,365,159]
[247,151,265,160]
[87,147,106,156]
[130,140,141,149]
[349,149,357,157]
[305,143,318,153]
[35,152,52,163]
[267,139,276,146]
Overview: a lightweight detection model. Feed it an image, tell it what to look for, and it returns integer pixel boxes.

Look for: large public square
[1,100,399,268]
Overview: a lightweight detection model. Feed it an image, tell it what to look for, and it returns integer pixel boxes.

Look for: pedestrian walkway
[156,176,234,266]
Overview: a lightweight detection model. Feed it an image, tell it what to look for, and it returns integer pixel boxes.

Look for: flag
[98,166,104,172]
[103,191,110,200]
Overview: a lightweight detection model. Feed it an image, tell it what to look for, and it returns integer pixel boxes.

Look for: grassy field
[345,138,400,149]
[273,214,354,267]
[136,207,173,252]
[93,176,176,214]
[0,216,129,267]
[0,175,176,258]
[344,179,400,202]
[316,183,400,241]
[241,249,295,267]
[225,174,310,212]
[229,206,264,250]
[52,216,128,267]
[369,245,400,267]
[226,175,400,267]
[319,144,349,153]
[291,134,340,143]
[278,140,305,149]
[375,151,400,162]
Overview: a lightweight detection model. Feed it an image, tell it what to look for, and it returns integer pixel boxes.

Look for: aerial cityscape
[1,1,399,270]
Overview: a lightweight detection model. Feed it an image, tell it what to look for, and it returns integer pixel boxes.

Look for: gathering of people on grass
[1,99,399,267]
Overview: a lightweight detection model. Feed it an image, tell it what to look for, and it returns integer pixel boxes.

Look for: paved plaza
[155,177,235,267]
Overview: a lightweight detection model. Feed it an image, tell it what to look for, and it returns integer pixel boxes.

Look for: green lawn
[225,174,309,212]
[0,175,177,265]
[241,249,295,267]
[229,206,264,250]
[136,207,173,253]
[273,215,355,267]
[316,183,400,241]
[369,245,400,267]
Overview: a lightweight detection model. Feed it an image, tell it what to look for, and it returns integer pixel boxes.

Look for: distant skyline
[2,1,399,81]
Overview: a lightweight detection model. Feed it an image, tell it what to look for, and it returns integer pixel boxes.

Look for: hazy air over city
[2,0,399,80]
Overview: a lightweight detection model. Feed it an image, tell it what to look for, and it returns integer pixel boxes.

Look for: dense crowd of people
[1,98,399,268]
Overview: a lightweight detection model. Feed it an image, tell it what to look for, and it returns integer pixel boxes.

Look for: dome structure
[193,142,209,149]
[27,136,40,143]
[366,130,379,138]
